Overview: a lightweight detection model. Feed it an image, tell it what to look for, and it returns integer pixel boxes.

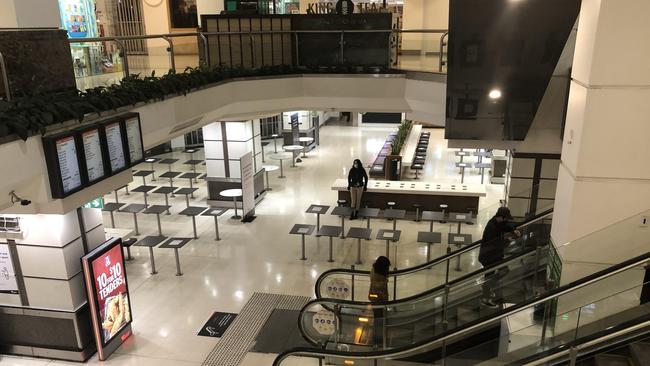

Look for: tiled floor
[2,124,504,365]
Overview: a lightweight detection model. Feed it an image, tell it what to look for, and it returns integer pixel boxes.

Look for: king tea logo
[336,0,355,15]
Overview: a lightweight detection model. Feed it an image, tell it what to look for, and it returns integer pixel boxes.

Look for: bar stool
[122,238,137,261]
[337,199,347,207]
[413,203,422,222]
[386,201,396,220]
[440,204,448,223]
[412,164,423,179]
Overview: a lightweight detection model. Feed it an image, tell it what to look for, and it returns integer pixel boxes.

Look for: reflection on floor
[3,124,504,366]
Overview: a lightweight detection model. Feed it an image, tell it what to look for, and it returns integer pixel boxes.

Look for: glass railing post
[198,33,209,66]
[351,265,356,301]
[113,39,130,78]
[249,33,256,68]
[573,307,582,341]
[540,298,552,345]
[162,36,176,72]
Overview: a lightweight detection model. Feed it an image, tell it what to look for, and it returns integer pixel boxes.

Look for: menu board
[82,129,106,182]
[56,136,83,194]
[105,122,127,173]
[124,116,144,164]
[82,238,132,355]
[0,244,18,294]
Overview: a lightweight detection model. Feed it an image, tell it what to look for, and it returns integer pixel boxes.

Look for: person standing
[347,159,368,220]
[479,207,520,307]
[369,256,390,347]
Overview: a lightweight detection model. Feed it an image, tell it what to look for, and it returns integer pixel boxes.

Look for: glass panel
[394,32,447,73]
[70,41,125,90]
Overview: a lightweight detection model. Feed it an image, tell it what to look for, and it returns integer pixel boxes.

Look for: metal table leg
[141,176,146,186]
[273,138,278,153]
[132,213,140,235]
[429,220,434,232]
[279,160,285,178]
[164,194,171,215]
[366,218,371,240]
[126,247,132,261]
[392,219,397,231]
[300,235,307,260]
[356,238,362,264]
[232,197,241,219]
[394,244,398,270]
[192,164,198,183]
[481,167,485,184]
[340,217,346,238]
[150,162,156,181]
[191,216,198,239]
[148,247,157,275]
[461,166,466,183]
[213,216,220,241]
[316,213,321,237]
[143,192,148,208]
[125,185,130,195]
[114,190,119,204]
[184,194,190,208]
[385,239,390,258]
[189,179,195,198]
[265,170,272,191]
[328,237,334,262]
[427,242,432,262]
[291,157,296,168]
[169,177,175,197]
[174,248,182,276]
[156,214,162,236]
[109,211,115,228]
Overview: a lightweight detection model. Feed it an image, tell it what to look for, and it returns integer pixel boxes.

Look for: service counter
[331,179,487,212]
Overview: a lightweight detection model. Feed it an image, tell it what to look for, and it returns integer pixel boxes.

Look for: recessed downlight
[489,89,502,99]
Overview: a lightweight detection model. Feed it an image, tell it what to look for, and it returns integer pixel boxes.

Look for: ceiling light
[489,89,502,99]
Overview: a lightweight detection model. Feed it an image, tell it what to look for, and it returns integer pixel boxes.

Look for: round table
[298,137,314,158]
[220,188,243,219]
[269,153,292,178]
[262,165,280,190]
[283,145,304,167]
[271,134,280,153]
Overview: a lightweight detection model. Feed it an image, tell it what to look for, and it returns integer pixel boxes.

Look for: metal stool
[123,237,137,261]
[387,201,396,221]
[413,203,422,222]
[412,164,423,179]
[440,204,448,223]
[337,199,347,207]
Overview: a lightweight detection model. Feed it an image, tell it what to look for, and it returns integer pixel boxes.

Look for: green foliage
[390,120,412,155]
[0,64,391,140]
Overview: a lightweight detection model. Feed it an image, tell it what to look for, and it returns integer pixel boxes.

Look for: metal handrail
[314,209,553,299]
[274,249,650,365]
[438,31,449,72]
[0,51,11,101]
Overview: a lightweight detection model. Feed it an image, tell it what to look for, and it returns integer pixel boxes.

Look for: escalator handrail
[275,248,650,366]
[314,208,553,298]
[298,243,547,345]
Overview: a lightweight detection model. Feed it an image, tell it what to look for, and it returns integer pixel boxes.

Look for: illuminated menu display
[105,122,126,173]
[124,116,143,163]
[82,129,105,182]
[56,136,83,193]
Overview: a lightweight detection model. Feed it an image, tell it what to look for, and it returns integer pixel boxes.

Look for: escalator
[274,242,650,366]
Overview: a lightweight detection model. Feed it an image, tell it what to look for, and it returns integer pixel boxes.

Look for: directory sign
[55,135,83,194]
[124,115,144,165]
[104,122,127,173]
[81,128,106,183]
[0,243,18,294]
[82,238,133,360]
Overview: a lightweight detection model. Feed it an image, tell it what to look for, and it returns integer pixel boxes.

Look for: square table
[144,157,161,180]
[183,148,201,161]
[102,202,125,228]
[331,206,353,238]
[119,203,147,235]
[131,185,157,207]
[317,225,343,263]
[420,211,445,232]
[143,205,171,236]
[176,187,199,207]
[383,208,406,231]
[160,171,182,194]
[159,158,179,172]
[306,204,330,234]
[152,187,177,214]
[179,206,208,239]
[159,237,193,276]
[358,208,381,233]
[180,172,202,195]
[448,212,476,234]
[455,162,471,183]
[290,224,316,260]
[347,227,372,264]
[448,233,473,271]
[475,162,492,184]
[201,207,228,241]
[183,160,203,180]
[133,170,154,186]
[377,229,402,269]
[113,184,130,203]
[417,231,442,262]
[135,235,167,275]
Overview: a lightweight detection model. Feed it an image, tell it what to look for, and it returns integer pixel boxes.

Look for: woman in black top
[347,159,368,219]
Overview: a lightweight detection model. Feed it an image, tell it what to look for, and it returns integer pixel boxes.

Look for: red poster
[91,244,131,344]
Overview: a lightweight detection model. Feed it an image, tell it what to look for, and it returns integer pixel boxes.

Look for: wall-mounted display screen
[104,122,127,173]
[82,238,133,360]
[0,243,18,294]
[124,115,144,165]
[56,135,83,194]
[81,128,106,183]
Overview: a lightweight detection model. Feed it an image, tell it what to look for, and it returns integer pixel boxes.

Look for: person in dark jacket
[369,256,390,347]
[347,159,368,220]
[479,207,520,307]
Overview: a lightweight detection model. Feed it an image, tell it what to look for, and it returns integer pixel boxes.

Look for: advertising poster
[82,129,106,182]
[58,0,98,39]
[56,135,83,193]
[0,243,18,294]
[105,122,127,173]
[240,152,255,218]
[124,116,144,164]
[82,238,133,360]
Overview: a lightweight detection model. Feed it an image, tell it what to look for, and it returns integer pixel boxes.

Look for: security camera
[9,191,31,206]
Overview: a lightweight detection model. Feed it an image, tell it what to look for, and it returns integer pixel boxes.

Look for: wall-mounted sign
[104,121,127,174]
[58,0,98,39]
[0,243,18,294]
[307,1,383,14]
[83,197,104,209]
[82,238,133,360]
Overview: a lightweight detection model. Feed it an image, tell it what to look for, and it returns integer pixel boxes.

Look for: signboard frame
[81,237,133,361]
[121,112,145,166]
[100,118,130,175]
[74,124,110,185]
[42,131,87,199]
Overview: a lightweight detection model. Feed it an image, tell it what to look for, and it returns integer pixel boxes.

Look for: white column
[551,0,650,281]
[0,0,61,28]
[197,0,224,24]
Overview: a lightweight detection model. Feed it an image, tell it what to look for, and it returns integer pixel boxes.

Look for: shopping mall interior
[0,0,649,365]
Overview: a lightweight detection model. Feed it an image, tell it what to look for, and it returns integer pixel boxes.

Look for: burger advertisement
[82,238,133,360]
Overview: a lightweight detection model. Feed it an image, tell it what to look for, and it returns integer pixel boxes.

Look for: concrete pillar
[0,0,61,28]
[551,0,650,282]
